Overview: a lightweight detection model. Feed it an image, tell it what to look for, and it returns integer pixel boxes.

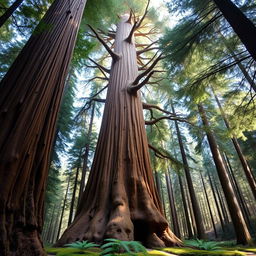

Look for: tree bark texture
[212,89,256,200]
[207,170,225,232]
[213,0,256,61]
[78,102,95,205]
[199,172,217,238]
[198,103,251,244]
[57,175,71,240]
[57,15,181,248]
[171,103,205,239]
[213,0,256,60]
[178,175,194,238]
[0,0,87,254]
[68,162,81,226]
[0,0,24,28]
[166,171,181,238]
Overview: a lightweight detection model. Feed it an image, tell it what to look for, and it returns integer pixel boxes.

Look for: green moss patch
[161,247,245,256]
[46,247,99,256]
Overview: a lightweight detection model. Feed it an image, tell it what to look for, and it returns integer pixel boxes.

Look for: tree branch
[142,103,174,115]
[137,47,160,55]
[125,21,138,43]
[88,58,110,73]
[148,144,170,160]
[128,71,155,93]
[88,24,121,61]
[145,115,193,125]
[136,0,150,30]
[89,85,108,99]
[133,53,164,85]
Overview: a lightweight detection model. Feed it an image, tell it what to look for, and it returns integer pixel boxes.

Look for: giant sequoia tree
[0,0,87,254]
[57,7,181,248]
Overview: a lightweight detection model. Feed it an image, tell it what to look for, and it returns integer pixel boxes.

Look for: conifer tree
[0,0,87,254]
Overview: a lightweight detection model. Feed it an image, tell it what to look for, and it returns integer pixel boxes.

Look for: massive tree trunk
[0,0,87,254]
[198,103,251,244]
[171,103,205,239]
[0,0,24,28]
[57,15,181,248]
[213,0,256,61]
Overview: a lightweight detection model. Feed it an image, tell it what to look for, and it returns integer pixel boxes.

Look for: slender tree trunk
[213,0,256,61]
[51,203,62,243]
[198,103,251,244]
[45,206,56,243]
[160,176,167,218]
[214,178,230,225]
[212,88,256,200]
[166,171,181,238]
[224,154,252,228]
[0,0,87,254]
[207,170,225,232]
[78,102,95,205]
[68,158,81,226]
[0,0,24,28]
[57,15,181,248]
[171,103,205,239]
[178,175,194,238]
[200,172,217,238]
[57,175,71,240]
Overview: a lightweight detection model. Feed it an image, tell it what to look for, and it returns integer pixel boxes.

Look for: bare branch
[145,115,193,125]
[133,53,164,85]
[88,58,110,73]
[126,9,133,24]
[125,21,138,44]
[128,71,155,93]
[89,85,108,99]
[136,0,150,30]
[137,47,160,55]
[85,76,108,86]
[91,98,106,103]
[142,103,174,115]
[148,144,170,160]
[88,24,121,61]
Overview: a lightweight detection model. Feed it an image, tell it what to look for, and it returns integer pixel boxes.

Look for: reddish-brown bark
[171,103,205,239]
[198,103,251,244]
[212,89,256,200]
[57,15,181,248]
[0,0,87,254]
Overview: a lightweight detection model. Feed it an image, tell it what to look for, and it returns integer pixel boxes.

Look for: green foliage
[100,239,148,256]
[65,240,100,250]
[184,239,221,251]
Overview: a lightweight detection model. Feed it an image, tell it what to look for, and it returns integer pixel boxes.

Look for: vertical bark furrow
[57,14,181,248]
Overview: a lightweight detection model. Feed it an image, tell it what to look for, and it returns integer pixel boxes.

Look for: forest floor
[46,246,256,256]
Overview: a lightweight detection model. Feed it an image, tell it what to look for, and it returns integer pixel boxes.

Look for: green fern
[100,238,148,255]
[184,239,221,251]
[64,240,99,250]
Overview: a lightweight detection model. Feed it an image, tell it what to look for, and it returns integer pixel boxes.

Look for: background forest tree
[0,0,256,255]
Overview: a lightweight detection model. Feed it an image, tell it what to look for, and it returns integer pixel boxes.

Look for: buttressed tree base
[57,9,182,248]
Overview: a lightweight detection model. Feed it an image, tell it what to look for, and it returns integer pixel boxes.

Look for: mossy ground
[45,246,256,256]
